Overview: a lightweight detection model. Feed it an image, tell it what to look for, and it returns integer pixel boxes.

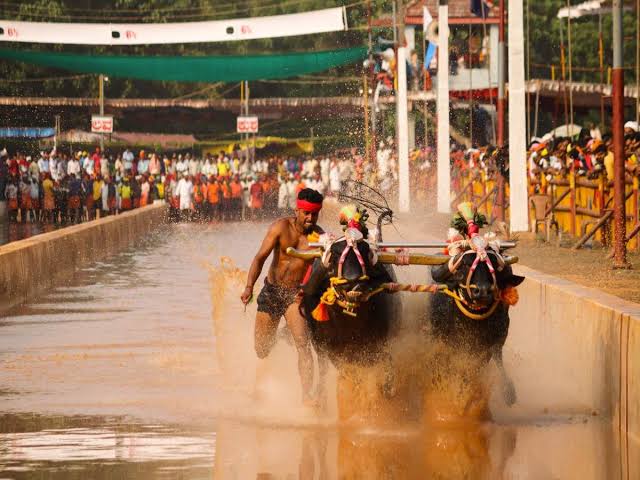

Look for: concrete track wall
[508,265,640,478]
[0,203,167,313]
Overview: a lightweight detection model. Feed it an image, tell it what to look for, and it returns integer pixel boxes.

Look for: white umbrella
[548,124,583,138]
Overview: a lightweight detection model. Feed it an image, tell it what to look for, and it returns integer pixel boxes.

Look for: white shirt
[67,159,80,176]
[278,182,289,209]
[329,164,341,192]
[176,178,193,210]
[188,159,199,176]
[176,160,188,174]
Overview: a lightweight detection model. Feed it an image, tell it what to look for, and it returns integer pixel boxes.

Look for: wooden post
[633,177,639,250]
[569,167,577,236]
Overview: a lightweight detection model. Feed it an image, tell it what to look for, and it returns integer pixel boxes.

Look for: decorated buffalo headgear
[445,202,519,318]
[451,202,487,238]
[338,204,369,237]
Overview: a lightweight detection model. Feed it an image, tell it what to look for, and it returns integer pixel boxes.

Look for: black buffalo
[429,248,525,406]
[301,231,400,395]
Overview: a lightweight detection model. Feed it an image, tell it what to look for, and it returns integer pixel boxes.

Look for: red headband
[297,199,322,213]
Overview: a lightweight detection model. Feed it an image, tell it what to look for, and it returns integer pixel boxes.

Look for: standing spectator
[192,175,206,219]
[249,175,264,219]
[93,175,104,219]
[175,174,193,220]
[138,154,149,176]
[29,174,40,222]
[5,178,18,222]
[68,173,82,224]
[19,176,31,222]
[122,148,134,173]
[38,151,50,176]
[92,147,102,175]
[67,153,80,177]
[42,173,55,223]
[149,153,161,176]
[230,175,243,220]
[28,156,39,179]
[119,177,133,211]
[140,176,150,207]
[329,159,341,195]
[207,175,220,221]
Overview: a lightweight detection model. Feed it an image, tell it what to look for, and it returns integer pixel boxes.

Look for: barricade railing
[451,169,640,250]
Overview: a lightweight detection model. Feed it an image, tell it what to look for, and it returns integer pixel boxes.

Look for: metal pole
[468,23,473,146]
[437,0,450,213]
[508,0,529,232]
[566,0,574,130]
[559,23,570,130]
[599,12,606,129]
[525,0,531,142]
[392,1,397,45]
[396,0,410,212]
[99,73,104,152]
[496,0,505,221]
[363,75,370,162]
[367,0,377,165]
[612,0,629,268]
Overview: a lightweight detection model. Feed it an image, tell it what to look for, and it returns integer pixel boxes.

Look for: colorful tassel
[501,287,520,306]
[312,302,330,322]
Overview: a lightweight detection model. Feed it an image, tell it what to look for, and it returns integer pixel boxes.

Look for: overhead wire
[0,73,93,83]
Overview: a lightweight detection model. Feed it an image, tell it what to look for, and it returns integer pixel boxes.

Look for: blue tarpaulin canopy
[0,127,55,138]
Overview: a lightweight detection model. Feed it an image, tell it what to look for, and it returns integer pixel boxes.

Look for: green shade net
[0,46,367,82]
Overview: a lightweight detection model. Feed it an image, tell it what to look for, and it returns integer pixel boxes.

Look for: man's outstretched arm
[241,222,281,304]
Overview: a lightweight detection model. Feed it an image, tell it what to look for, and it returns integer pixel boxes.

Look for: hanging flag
[470,0,494,17]
[0,7,346,45]
[423,4,437,69]
[423,6,433,31]
[424,42,437,69]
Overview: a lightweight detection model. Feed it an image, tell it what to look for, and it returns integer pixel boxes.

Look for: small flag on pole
[423,6,433,31]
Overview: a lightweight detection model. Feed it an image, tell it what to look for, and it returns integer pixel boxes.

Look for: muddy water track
[0,217,631,478]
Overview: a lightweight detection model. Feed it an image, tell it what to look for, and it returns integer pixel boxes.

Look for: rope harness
[443,229,509,321]
[310,223,515,322]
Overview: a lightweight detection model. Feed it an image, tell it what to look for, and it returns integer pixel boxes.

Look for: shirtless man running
[241,188,324,405]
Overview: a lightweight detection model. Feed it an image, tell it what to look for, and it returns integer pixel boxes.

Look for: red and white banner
[237,116,258,133]
[0,7,346,45]
[91,115,113,133]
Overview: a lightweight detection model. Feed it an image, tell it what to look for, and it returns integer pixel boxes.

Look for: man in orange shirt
[230,174,243,220]
[220,177,231,221]
[207,175,220,221]
[249,176,264,220]
[193,175,206,220]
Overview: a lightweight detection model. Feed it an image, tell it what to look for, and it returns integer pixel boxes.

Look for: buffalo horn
[285,247,322,260]
[504,255,519,265]
[377,252,449,266]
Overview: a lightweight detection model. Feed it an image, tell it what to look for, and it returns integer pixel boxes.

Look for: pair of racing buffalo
[287,204,525,419]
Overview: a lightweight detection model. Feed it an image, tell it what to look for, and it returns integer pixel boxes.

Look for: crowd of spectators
[0,140,405,226]
[446,121,640,192]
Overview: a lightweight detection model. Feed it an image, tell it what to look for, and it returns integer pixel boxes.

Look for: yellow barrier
[452,170,640,250]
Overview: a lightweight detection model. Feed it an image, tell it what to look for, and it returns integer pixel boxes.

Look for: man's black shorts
[256,279,300,319]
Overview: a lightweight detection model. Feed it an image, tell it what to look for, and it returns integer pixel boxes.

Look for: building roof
[373,0,499,27]
[406,0,498,20]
